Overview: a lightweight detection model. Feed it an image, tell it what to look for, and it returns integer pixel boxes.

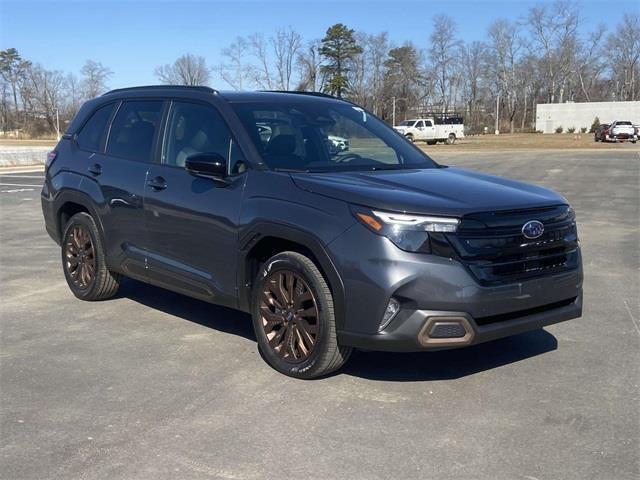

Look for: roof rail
[259,90,340,100]
[103,85,218,96]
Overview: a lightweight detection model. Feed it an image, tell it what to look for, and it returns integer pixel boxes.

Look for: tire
[251,251,352,379]
[61,212,121,301]
[594,135,598,142]
[405,134,414,143]
[446,133,456,145]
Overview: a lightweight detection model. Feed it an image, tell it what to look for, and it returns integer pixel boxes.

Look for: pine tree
[319,24,363,98]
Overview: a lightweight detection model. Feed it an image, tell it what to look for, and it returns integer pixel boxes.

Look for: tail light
[45,150,57,169]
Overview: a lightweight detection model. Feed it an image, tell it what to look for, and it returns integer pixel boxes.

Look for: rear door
[96,99,165,279]
[142,100,247,307]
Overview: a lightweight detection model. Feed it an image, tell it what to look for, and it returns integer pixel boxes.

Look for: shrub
[590,116,600,133]
[580,127,587,134]
[555,126,564,134]
[567,126,576,133]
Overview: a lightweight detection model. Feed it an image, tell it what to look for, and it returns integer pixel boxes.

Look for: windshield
[231,102,437,172]
[398,120,416,126]
[616,121,632,125]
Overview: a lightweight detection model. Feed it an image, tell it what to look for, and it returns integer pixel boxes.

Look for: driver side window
[163,102,231,169]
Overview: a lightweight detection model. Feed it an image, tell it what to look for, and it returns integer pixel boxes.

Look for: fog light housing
[379,297,400,331]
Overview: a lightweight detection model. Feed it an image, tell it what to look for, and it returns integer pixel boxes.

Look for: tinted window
[425,120,433,127]
[106,101,163,162]
[415,121,424,128]
[163,102,231,168]
[77,104,115,152]
[616,121,632,125]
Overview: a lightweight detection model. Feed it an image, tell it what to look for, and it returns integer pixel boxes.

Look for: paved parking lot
[1,150,638,480]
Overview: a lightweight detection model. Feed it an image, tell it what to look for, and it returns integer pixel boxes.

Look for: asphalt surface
[1,150,638,480]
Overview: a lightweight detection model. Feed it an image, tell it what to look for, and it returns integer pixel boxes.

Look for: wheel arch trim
[237,222,347,330]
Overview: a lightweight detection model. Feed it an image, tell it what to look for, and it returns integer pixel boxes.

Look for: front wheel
[405,133,414,143]
[252,251,352,379]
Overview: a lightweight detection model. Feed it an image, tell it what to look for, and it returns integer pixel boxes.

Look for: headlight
[351,205,459,253]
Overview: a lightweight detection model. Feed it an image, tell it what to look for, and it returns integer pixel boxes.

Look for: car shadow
[117,278,557,382]
[342,329,558,382]
[117,278,255,342]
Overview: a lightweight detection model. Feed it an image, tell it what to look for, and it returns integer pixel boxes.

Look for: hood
[291,167,567,217]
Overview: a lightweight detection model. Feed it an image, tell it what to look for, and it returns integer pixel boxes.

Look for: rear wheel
[446,133,456,145]
[252,251,352,379]
[61,212,120,301]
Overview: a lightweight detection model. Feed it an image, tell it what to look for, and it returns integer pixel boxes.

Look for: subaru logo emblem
[522,220,544,239]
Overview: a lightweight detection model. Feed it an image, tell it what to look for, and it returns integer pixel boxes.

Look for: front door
[143,100,247,307]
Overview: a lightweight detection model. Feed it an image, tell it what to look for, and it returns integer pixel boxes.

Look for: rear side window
[106,101,163,162]
[77,104,115,152]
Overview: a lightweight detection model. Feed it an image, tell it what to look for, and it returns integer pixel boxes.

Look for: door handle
[87,163,102,176]
[147,176,167,191]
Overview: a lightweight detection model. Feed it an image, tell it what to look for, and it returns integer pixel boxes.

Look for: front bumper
[339,295,582,352]
[330,222,583,352]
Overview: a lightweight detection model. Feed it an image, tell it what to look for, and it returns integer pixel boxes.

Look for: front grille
[446,205,579,285]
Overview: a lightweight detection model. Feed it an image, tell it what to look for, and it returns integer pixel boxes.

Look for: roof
[101,86,346,105]
[218,90,346,104]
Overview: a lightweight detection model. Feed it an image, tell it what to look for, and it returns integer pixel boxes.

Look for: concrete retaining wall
[0,146,50,167]
[535,101,640,134]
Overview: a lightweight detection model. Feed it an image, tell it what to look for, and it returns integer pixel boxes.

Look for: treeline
[1,1,638,137]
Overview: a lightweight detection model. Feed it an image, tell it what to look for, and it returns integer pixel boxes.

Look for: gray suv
[41,86,583,378]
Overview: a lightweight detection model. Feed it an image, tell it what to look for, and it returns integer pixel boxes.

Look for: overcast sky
[1,0,625,89]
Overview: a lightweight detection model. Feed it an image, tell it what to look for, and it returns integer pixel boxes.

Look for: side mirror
[185,152,227,180]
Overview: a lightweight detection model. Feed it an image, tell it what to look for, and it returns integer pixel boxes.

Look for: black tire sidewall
[61,213,104,299]
[252,253,333,378]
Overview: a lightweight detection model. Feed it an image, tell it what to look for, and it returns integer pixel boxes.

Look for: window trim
[159,98,247,176]
[103,98,167,164]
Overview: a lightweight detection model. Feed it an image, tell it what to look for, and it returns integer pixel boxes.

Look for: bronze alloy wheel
[64,224,96,289]
[260,269,319,363]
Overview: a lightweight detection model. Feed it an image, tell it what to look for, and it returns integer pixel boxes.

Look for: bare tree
[272,27,302,90]
[155,54,210,86]
[606,15,640,100]
[80,60,113,98]
[429,15,462,112]
[218,37,248,90]
[246,33,274,89]
[23,63,67,132]
[488,19,522,132]
[528,1,580,103]
[296,40,323,91]
[461,41,488,131]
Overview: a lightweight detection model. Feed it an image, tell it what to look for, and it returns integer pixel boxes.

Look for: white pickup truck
[605,121,637,143]
[394,117,465,145]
